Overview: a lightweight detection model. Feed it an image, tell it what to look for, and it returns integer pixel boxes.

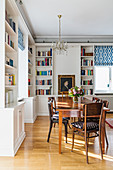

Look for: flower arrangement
[68,86,84,102]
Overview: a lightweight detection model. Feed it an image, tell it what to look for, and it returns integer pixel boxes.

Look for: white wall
[53,45,80,95]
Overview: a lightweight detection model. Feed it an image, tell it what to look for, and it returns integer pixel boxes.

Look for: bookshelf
[80,45,94,96]
[35,44,53,96]
[5,0,18,106]
[28,36,35,97]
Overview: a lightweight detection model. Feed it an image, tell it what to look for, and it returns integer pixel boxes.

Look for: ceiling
[21,0,113,37]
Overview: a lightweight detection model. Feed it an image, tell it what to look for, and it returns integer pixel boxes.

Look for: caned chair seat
[71,121,99,131]
[52,115,70,121]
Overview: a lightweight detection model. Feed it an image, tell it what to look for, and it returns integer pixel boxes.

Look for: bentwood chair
[47,97,68,143]
[71,103,104,164]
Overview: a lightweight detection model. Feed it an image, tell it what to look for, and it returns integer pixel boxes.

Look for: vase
[73,96,78,103]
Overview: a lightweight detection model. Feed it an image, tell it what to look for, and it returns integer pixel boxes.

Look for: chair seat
[71,121,99,131]
[52,114,70,120]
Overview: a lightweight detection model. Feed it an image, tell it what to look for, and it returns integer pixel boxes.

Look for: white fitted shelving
[35,44,53,96]
[80,45,94,96]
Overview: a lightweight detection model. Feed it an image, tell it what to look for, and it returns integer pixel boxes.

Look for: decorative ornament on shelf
[68,86,84,102]
[15,0,23,5]
[52,15,68,55]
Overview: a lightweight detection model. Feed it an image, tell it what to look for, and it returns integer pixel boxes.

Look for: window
[94,66,113,94]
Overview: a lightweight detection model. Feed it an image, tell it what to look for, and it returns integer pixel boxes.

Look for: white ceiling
[21,0,113,37]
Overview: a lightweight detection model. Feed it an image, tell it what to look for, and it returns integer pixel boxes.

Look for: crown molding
[34,35,113,43]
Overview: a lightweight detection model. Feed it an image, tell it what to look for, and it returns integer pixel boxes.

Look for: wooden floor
[0,116,113,170]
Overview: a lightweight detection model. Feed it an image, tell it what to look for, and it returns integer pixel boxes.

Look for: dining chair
[47,97,68,143]
[71,103,104,164]
[92,97,102,103]
[50,97,71,129]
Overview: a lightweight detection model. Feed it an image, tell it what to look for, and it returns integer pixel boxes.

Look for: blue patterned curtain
[94,46,113,66]
[18,28,25,51]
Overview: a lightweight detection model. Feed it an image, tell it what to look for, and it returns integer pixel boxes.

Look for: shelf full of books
[35,44,53,96]
[28,38,34,97]
[80,45,94,96]
[5,0,18,106]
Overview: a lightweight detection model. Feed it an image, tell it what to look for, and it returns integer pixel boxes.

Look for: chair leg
[64,123,67,143]
[47,121,53,142]
[71,129,75,152]
[85,133,88,164]
[67,122,71,129]
[105,130,109,147]
[99,131,103,160]
[54,123,56,128]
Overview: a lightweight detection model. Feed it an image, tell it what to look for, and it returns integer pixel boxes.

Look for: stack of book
[28,79,31,85]
[36,79,52,85]
[5,57,13,67]
[36,70,52,76]
[28,47,32,54]
[28,89,30,97]
[5,32,15,48]
[81,79,93,85]
[5,90,13,104]
[36,58,52,66]
[81,70,93,76]
[5,11,16,33]
[81,47,93,56]
[36,89,51,95]
[37,48,52,56]
[81,59,93,66]
[83,89,93,95]
[5,74,15,85]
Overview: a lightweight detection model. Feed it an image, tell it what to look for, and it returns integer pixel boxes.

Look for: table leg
[101,110,105,153]
[59,111,62,154]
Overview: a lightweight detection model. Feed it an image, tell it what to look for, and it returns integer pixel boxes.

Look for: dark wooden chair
[71,103,104,164]
[92,97,102,103]
[47,97,68,143]
[50,97,71,129]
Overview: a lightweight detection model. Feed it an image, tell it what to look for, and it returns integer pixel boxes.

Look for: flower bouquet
[68,86,84,102]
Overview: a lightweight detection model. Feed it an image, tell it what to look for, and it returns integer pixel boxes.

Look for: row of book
[81,47,93,56]
[28,89,30,97]
[28,47,32,54]
[6,57,13,67]
[37,48,52,56]
[81,59,93,66]
[36,89,51,95]
[36,58,52,66]
[5,11,16,33]
[81,70,93,76]
[36,79,52,85]
[36,70,52,76]
[81,79,93,85]
[5,90,13,104]
[28,79,31,85]
[5,74,15,85]
[5,32,15,49]
[83,89,93,95]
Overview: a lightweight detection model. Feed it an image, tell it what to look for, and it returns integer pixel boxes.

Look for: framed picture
[58,75,75,94]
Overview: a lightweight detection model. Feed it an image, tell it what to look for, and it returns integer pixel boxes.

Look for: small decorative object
[68,86,84,102]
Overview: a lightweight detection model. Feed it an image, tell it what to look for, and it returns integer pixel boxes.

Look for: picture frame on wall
[58,75,75,95]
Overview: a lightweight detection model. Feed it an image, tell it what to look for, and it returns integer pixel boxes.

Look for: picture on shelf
[58,75,75,94]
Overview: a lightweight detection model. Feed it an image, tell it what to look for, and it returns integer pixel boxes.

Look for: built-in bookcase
[80,45,94,96]
[5,0,18,106]
[35,44,53,96]
[28,37,34,97]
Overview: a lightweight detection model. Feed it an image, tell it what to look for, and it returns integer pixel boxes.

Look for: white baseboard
[24,114,37,123]
[37,112,49,116]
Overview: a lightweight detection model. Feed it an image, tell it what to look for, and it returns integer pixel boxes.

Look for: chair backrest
[83,103,104,131]
[92,97,102,103]
[102,100,109,108]
[83,103,103,117]
[48,97,54,120]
